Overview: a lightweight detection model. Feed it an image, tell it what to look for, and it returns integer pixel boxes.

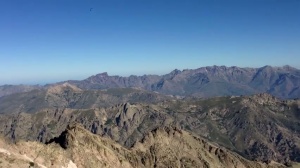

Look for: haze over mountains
[1,65,300,99]
[0,86,300,166]
[2,0,300,166]
[67,65,300,99]
[0,65,300,167]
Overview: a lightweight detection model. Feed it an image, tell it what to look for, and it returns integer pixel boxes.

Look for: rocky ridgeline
[1,65,300,99]
[0,123,287,168]
[0,93,300,165]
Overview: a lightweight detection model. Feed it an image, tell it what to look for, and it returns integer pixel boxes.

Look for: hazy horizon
[0,64,298,86]
[1,1,300,85]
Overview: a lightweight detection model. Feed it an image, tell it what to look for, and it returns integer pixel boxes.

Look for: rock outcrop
[0,123,288,168]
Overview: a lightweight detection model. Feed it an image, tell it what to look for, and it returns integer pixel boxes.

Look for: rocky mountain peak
[2,65,299,99]
[85,72,110,83]
[0,122,288,168]
[46,122,81,149]
[170,69,181,75]
[95,72,109,77]
[132,126,286,168]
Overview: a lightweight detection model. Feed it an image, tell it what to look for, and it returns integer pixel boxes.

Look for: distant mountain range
[0,84,41,97]
[1,65,299,99]
[0,66,300,166]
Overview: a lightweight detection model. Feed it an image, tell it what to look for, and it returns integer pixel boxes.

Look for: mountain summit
[1,65,299,99]
[66,65,300,99]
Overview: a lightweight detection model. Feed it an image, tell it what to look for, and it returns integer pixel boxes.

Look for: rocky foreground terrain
[0,65,299,167]
[0,83,299,166]
[0,123,290,168]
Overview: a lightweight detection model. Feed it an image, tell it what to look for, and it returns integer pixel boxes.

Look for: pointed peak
[170,69,181,74]
[46,123,88,149]
[95,72,108,77]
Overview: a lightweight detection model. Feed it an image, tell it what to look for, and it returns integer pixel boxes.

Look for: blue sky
[0,0,299,85]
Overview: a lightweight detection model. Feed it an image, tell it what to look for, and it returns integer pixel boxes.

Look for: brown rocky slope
[0,90,300,166]
[0,123,288,168]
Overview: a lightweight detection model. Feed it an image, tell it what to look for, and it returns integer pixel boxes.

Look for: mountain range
[0,83,299,166]
[0,123,289,168]
[1,65,300,99]
[0,65,300,167]
[67,65,300,99]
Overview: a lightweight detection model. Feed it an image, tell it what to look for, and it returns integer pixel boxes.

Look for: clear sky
[0,0,299,85]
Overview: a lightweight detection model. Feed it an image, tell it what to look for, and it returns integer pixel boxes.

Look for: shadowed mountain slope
[0,83,170,114]
[0,123,287,168]
[0,90,299,165]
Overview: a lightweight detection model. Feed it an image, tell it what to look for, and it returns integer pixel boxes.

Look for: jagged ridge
[1,123,286,168]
